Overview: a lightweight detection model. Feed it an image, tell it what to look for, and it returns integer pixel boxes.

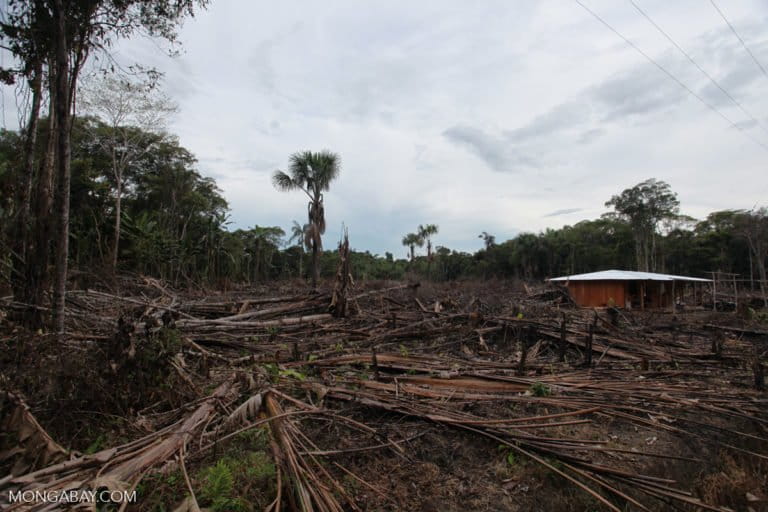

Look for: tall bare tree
[736,208,768,307]
[273,151,341,289]
[79,73,177,271]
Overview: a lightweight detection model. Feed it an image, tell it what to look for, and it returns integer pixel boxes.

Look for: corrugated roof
[548,270,711,282]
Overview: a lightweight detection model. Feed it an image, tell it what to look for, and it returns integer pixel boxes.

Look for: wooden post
[559,314,567,362]
[640,282,645,311]
[711,331,723,359]
[733,274,738,311]
[372,346,380,381]
[712,273,717,312]
[585,323,593,367]
[502,322,509,350]
[517,326,532,376]
[607,306,619,327]
[657,283,663,310]
[671,280,676,313]
[754,353,764,391]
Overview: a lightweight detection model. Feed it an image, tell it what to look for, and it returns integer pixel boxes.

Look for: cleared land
[1,277,767,511]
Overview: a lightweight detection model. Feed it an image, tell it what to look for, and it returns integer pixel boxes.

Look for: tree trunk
[11,61,43,304]
[298,249,303,278]
[426,240,432,277]
[254,239,261,282]
[52,1,73,338]
[757,256,768,308]
[311,241,319,289]
[111,160,122,271]
[24,77,57,329]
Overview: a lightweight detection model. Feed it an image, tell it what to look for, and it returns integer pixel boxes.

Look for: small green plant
[497,445,524,469]
[530,382,551,397]
[334,342,344,352]
[244,451,275,481]
[199,460,247,512]
[399,344,409,357]
[85,435,105,455]
[263,363,280,383]
[308,354,318,362]
[279,368,306,381]
[200,460,233,509]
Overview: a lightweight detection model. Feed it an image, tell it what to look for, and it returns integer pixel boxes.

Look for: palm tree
[273,150,341,288]
[479,231,496,250]
[288,220,307,278]
[402,233,423,261]
[418,224,439,274]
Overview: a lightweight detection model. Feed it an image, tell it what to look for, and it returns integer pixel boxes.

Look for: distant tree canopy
[0,119,764,289]
[604,178,680,272]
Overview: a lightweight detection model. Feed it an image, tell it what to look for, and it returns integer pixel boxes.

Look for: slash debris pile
[1,277,767,511]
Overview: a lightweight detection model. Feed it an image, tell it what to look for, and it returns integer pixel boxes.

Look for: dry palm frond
[223,393,263,430]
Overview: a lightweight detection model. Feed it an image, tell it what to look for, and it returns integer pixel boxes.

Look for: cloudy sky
[5,1,768,256]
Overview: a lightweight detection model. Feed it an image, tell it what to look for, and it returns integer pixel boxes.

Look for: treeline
[2,118,766,289]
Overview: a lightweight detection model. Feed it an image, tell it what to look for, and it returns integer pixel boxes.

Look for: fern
[200,460,234,507]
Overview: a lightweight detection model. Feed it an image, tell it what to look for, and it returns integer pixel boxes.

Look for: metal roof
[548,270,711,282]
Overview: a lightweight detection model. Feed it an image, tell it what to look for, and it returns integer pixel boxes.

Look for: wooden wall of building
[566,280,627,308]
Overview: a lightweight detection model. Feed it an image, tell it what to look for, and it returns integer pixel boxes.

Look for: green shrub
[530,382,551,397]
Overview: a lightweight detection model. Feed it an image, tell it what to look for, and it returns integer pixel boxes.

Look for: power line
[572,0,768,153]
[709,0,768,81]
[629,0,768,137]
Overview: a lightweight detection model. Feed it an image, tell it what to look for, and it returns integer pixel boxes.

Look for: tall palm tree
[479,231,496,250]
[402,233,423,261]
[288,220,305,246]
[273,150,341,288]
[288,220,307,278]
[418,224,439,273]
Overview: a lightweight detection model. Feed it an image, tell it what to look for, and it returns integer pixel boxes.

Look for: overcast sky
[4,1,768,257]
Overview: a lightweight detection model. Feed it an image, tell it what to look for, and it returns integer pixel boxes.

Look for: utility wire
[629,0,768,137]
[572,0,768,153]
[709,0,768,81]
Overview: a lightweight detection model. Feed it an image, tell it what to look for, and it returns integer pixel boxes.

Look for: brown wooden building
[549,270,711,309]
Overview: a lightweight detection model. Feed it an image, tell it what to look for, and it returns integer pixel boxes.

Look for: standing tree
[402,233,423,262]
[273,150,341,289]
[736,208,768,307]
[1,0,207,335]
[418,223,439,275]
[287,220,308,278]
[605,179,680,272]
[79,73,177,271]
[243,226,285,283]
[418,224,439,259]
[479,231,496,250]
